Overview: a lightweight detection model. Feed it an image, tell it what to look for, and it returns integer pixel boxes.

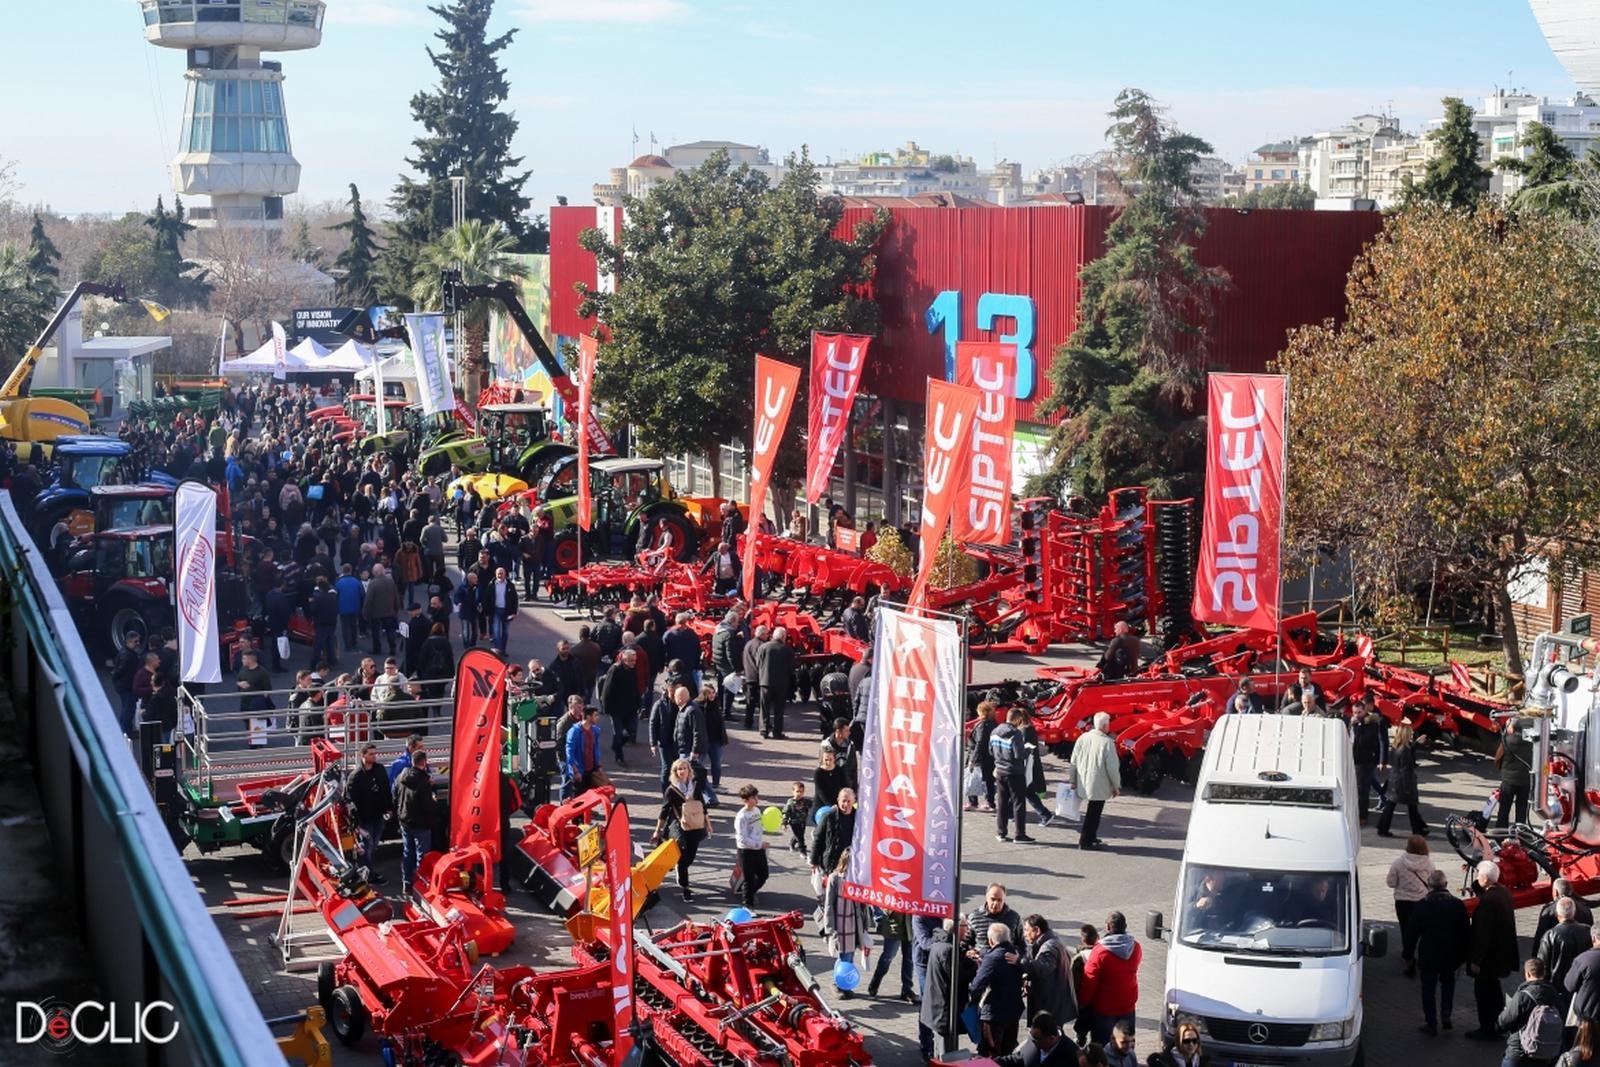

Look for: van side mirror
[1362,925,1388,958]
[1147,910,1165,942]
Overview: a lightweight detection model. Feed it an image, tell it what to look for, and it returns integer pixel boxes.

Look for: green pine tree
[26,213,60,280]
[1409,97,1490,210]
[142,195,209,307]
[330,183,381,306]
[381,0,535,305]
[288,217,325,269]
[1033,89,1228,502]
[1499,121,1580,216]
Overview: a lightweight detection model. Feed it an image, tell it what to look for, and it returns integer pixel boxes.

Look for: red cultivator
[587,911,869,1067]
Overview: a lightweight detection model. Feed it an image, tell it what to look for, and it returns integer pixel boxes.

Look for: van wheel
[1352,1041,1364,1067]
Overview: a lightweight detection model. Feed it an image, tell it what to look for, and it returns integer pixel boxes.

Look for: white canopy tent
[222,336,330,375]
[316,339,378,374]
[354,350,416,384]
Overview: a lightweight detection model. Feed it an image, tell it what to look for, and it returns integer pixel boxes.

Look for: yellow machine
[0,283,165,447]
[269,1007,331,1067]
[564,837,680,942]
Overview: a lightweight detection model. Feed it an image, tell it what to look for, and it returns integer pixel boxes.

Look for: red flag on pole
[909,379,983,609]
[743,355,801,603]
[805,332,871,505]
[577,335,599,532]
[1192,373,1288,631]
[605,799,636,1065]
[951,341,1017,545]
[450,649,509,857]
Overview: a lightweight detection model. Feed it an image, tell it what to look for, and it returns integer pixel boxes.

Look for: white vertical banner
[405,312,453,415]
[174,481,222,684]
[845,604,964,918]
[270,320,288,381]
[216,318,229,377]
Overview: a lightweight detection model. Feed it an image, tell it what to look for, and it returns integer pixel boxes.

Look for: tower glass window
[180,74,289,154]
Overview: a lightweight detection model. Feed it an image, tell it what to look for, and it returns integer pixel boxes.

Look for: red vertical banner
[451,648,509,857]
[605,799,636,1065]
[743,355,801,602]
[1192,373,1287,631]
[844,604,963,917]
[951,341,1017,544]
[805,332,872,505]
[577,335,599,531]
[909,379,983,608]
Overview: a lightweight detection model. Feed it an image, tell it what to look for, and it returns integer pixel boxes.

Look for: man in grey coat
[741,624,768,730]
[756,626,795,739]
[920,918,975,1061]
[1022,914,1078,1030]
[362,563,401,656]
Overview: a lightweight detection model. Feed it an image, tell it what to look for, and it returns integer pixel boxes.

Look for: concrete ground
[104,530,1530,1065]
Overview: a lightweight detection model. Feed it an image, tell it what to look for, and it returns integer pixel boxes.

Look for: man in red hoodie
[1079,910,1141,1044]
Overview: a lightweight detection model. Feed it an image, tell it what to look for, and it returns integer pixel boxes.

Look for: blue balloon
[725,907,754,924]
[814,804,834,827]
[833,958,861,991]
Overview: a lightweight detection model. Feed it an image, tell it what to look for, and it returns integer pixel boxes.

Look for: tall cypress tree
[26,213,60,281]
[382,0,533,304]
[1034,89,1226,502]
[1409,97,1490,210]
[330,183,380,306]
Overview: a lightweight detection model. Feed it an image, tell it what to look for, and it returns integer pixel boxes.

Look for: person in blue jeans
[347,743,391,885]
[392,749,438,896]
[453,572,481,649]
[335,564,364,652]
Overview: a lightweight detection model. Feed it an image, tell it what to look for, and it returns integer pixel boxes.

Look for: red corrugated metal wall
[547,204,1384,419]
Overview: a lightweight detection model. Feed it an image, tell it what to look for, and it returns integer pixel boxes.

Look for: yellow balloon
[761,805,784,834]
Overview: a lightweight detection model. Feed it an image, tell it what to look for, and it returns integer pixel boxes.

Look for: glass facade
[180,76,289,154]
[142,1,324,30]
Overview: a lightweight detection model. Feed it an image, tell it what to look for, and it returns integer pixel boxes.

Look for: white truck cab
[1147,714,1385,1066]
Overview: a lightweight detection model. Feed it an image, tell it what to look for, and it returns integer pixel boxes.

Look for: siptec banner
[450,649,509,857]
[909,378,982,608]
[951,341,1017,545]
[845,604,963,918]
[1192,373,1287,631]
[805,332,872,505]
[743,355,801,602]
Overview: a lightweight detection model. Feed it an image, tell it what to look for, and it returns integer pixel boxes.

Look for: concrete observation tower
[138,0,325,232]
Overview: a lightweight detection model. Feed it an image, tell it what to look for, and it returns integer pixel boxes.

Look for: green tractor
[543,456,711,573]
[417,402,574,487]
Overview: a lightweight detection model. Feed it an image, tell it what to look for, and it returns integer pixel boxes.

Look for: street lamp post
[449,174,469,400]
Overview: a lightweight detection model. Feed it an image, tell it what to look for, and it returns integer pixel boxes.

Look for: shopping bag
[729,862,744,897]
[960,1004,982,1044]
[963,765,984,798]
[276,634,291,661]
[1054,781,1082,822]
[810,868,825,897]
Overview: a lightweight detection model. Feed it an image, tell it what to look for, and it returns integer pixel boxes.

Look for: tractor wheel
[106,599,162,655]
[551,529,581,573]
[1132,754,1165,796]
[316,961,336,1016]
[329,985,367,1046]
[267,822,297,872]
[648,509,699,561]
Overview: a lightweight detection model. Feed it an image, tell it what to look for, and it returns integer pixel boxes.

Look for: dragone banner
[952,341,1017,544]
[450,649,509,857]
[805,332,872,504]
[1192,373,1287,631]
[845,604,963,918]
[742,355,801,602]
[174,481,222,684]
[909,379,983,608]
[404,313,454,416]
[577,335,599,531]
[605,799,636,1064]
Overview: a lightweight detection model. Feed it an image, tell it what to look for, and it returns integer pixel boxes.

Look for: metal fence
[0,494,281,1067]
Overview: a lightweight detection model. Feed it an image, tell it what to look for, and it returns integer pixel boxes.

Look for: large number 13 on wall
[925,290,1037,400]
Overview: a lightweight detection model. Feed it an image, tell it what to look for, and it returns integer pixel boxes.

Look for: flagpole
[947,610,969,1055]
[1275,374,1289,687]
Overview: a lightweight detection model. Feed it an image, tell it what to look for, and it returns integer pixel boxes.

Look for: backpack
[1520,1002,1563,1060]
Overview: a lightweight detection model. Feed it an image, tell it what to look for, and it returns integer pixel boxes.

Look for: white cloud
[326,0,434,27]
[514,0,688,23]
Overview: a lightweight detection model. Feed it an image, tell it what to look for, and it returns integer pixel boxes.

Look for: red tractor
[58,526,177,653]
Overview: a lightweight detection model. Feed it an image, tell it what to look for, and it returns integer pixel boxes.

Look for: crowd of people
[18,377,1572,1066]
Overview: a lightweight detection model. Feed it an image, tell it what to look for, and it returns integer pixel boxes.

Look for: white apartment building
[1486,94,1600,195]
[592,140,783,205]
[1299,115,1407,201]
[815,142,998,201]
[1240,140,1306,193]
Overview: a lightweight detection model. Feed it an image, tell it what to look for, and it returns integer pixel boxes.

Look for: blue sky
[0,0,1578,217]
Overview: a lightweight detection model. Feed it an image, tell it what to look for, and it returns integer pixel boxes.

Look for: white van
[1147,714,1386,1066]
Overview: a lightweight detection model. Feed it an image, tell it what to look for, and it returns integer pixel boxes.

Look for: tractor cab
[88,484,175,538]
[29,436,139,544]
[480,403,549,469]
[59,526,175,651]
[545,457,700,571]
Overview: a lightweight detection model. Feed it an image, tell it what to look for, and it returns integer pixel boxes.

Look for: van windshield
[1177,865,1350,956]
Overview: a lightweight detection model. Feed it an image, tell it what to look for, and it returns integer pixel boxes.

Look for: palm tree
[410,220,522,396]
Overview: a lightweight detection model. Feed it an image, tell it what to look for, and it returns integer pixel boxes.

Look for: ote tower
[138,0,325,232]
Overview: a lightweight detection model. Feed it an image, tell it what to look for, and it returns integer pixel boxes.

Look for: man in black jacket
[991,709,1032,843]
[110,630,144,736]
[741,625,767,730]
[648,688,679,791]
[1533,878,1595,953]
[1410,869,1470,1035]
[1347,694,1389,824]
[309,576,339,669]
[1565,927,1600,1024]
[710,611,744,726]
[392,749,437,897]
[548,641,584,709]
[1466,860,1522,1041]
[1496,957,1562,1063]
[756,626,796,739]
[600,648,642,767]
[264,577,293,672]
[809,788,857,875]
[920,919,976,1061]
[348,743,391,884]
[840,596,870,642]
[1537,896,1591,1018]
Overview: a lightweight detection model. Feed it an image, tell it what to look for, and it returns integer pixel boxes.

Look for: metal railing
[0,494,281,1067]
